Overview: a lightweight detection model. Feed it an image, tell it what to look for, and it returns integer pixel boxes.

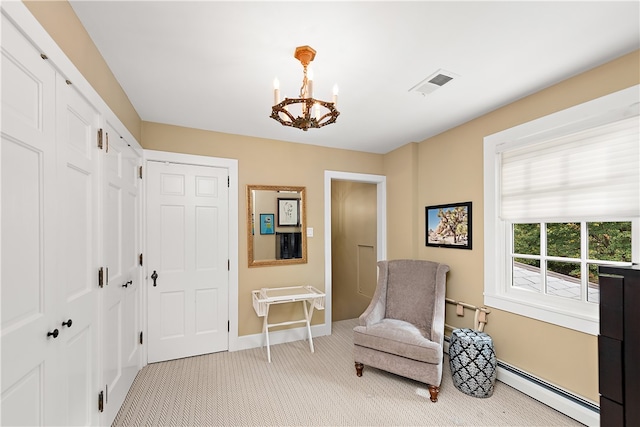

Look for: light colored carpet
[113,319,583,426]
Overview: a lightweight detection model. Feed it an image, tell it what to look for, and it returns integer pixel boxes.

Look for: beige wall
[23,0,142,142]
[331,181,377,321]
[405,50,640,402]
[24,0,640,405]
[141,122,384,335]
[384,142,420,259]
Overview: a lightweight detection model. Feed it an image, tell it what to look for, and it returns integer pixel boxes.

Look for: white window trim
[484,85,639,335]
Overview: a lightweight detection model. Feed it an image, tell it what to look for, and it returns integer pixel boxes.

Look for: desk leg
[263,304,272,363]
[303,300,316,353]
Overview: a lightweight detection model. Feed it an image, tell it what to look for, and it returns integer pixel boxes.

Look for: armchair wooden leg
[427,385,439,402]
[355,362,363,377]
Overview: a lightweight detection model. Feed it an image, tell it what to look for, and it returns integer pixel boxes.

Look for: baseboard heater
[444,336,599,426]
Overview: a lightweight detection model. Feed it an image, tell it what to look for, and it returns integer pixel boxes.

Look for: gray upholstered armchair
[353,259,450,402]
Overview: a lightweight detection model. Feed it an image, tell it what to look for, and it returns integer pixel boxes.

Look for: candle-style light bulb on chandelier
[271,45,339,131]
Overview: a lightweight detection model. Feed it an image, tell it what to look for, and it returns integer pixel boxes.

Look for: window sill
[484,293,598,335]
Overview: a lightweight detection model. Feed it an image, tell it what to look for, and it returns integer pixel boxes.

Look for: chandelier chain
[300,65,308,98]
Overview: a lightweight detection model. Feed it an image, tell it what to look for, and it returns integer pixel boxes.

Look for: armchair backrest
[382,259,449,338]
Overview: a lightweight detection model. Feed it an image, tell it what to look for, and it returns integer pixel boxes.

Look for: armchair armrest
[429,263,450,346]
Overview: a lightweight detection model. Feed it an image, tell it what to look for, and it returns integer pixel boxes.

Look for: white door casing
[323,171,387,335]
[102,123,142,424]
[146,161,229,363]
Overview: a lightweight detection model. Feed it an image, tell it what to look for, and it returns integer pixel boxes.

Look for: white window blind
[500,114,640,220]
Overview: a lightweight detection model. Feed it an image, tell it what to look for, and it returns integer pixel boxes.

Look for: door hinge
[139,166,143,179]
[40,53,48,60]
[227,259,230,271]
[97,128,103,150]
[228,321,230,332]
[139,331,143,345]
[98,391,104,413]
[139,253,143,267]
[227,176,229,187]
[65,79,72,85]
[98,267,108,288]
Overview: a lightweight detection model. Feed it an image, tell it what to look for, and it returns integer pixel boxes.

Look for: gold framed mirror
[247,185,307,267]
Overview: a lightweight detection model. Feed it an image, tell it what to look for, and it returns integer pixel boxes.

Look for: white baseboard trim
[444,339,599,427]
[497,362,598,426]
[233,324,329,353]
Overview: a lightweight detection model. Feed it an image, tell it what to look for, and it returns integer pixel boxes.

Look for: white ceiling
[69,1,640,154]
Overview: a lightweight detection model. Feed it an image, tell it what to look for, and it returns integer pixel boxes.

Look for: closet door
[0,13,61,426]
[102,124,142,424]
[55,75,101,426]
[1,13,101,426]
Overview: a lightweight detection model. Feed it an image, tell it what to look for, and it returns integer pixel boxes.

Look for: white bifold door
[1,12,100,426]
[101,125,142,423]
[146,161,229,363]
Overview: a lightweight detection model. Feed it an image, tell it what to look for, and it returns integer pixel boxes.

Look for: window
[511,221,632,303]
[484,85,639,335]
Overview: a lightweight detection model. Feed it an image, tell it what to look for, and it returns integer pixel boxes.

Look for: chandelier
[271,45,339,131]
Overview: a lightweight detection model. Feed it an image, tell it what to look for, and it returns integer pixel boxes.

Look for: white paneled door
[55,74,101,427]
[1,13,58,426]
[102,124,142,424]
[1,12,99,426]
[146,161,229,363]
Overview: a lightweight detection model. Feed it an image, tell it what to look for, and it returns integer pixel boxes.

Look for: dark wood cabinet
[598,265,640,427]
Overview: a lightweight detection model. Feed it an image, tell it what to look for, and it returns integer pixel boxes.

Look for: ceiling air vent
[409,69,459,96]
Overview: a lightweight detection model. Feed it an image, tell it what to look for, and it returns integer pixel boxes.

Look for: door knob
[62,319,72,328]
[151,270,158,287]
[47,329,59,338]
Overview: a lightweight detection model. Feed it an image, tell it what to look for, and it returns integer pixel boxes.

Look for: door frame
[323,171,387,334]
[142,150,239,365]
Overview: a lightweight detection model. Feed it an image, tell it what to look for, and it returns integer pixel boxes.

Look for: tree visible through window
[512,222,632,303]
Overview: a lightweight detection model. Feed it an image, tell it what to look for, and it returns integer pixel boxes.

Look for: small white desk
[252,286,325,362]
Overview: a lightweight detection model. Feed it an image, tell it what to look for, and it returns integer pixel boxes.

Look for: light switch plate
[307,227,314,237]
